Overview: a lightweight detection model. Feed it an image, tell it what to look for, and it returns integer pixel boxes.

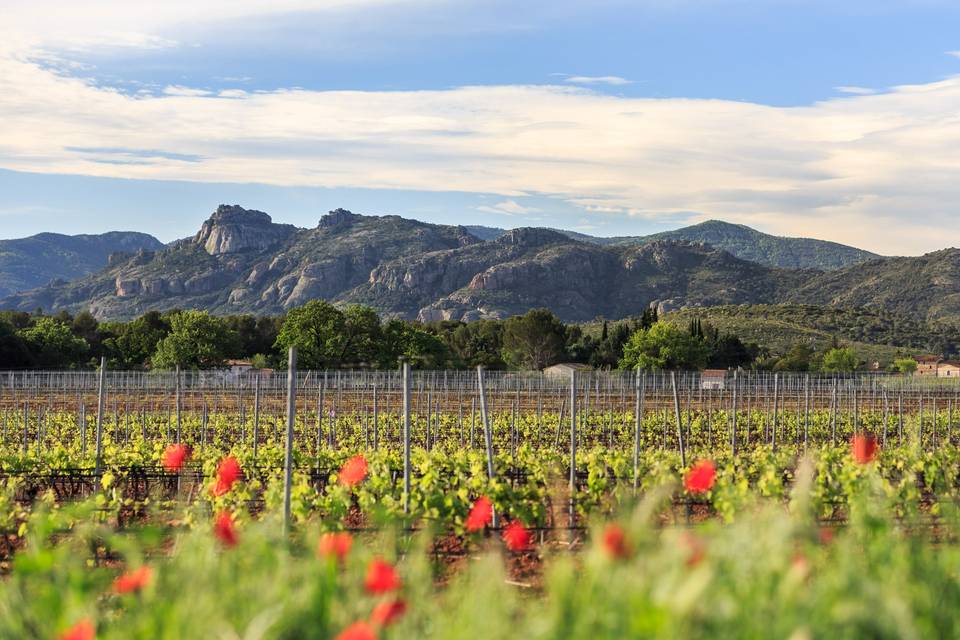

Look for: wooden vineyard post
[95,357,106,476]
[201,403,208,451]
[882,390,889,446]
[919,393,924,450]
[771,373,779,452]
[283,347,297,534]
[569,369,578,534]
[22,402,28,457]
[633,372,643,492]
[803,375,810,450]
[470,397,476,448]
[175,365,182,443]
[477,366,498,528]
[831,379,838,445]
[671,371,686,468]
[253,373,261,462]
[402,362,412,515]
[316,376,324,454]
[373,384,379,450]
[731,371,739,455]
[898,393,904,446]
[80,402,86,456]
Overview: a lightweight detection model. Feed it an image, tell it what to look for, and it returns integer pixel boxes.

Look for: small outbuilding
[542,363,594,377]
[701,369,728,390]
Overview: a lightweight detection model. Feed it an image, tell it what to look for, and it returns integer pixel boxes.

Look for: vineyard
[3,361,960,638]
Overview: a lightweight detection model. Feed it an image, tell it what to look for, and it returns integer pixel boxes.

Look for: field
[2,366,960,638]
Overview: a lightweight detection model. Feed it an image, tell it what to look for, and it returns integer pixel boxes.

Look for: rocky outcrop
[319,208,362,229]
[194,204,296,255]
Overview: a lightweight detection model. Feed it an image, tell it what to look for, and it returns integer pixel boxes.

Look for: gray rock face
[319,208,362,228]
[194,204,296,255]
[114,277,141,297]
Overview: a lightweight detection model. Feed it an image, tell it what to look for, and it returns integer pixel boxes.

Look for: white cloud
[563,75,634,86]
[163,85,214,97]
[947,51,960,59]
[1,3,960,255]
[835,86,876,95]
[477,200,542,216]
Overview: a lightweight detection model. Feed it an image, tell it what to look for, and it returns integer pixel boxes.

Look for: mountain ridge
[1,205,953,325]
[465,219,879,270]
[0,231,165,298]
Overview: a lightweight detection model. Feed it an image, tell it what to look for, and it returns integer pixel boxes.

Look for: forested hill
[630,220,880,270]
[465,220,879,270]
[0,231,164,298]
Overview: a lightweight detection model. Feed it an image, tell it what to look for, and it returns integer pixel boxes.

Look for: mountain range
[0,204,954,325]
[0,232,164,298]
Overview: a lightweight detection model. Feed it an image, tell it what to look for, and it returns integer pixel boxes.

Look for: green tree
[705,333,756,369]
[618,321,708,371]
[18,318,89,368]
[102,311,171,369]
[224,314,282,360]
[338,305,382,366]
[0,318,32,368]
[71,310,103,363]
[773,342,815,372]
[501,309,567,370]
[274,300,347,369]
[378,320,449,369]
[821,347,859,373]
[892,357,918,374]
[444,320,505,369]
[583,322,632,369]
[152,311,238,370]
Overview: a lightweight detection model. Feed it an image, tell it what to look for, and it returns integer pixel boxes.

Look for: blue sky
[1,0,959,252]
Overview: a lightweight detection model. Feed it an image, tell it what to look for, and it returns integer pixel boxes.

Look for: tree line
[0,302,879,372]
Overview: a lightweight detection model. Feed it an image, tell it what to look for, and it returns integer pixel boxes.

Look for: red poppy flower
[502,520,533,552]
[465,496,493,532]
[335,621,376,640]
[213,512,238,548]
[113,565,153,594]
[851,434,878,464]
[60,619,95,640]
[791,553,810,579]
[680,531,705,568]
[601,523,629,559]
[818,527,835,545]
[371,598,407,627]
[318,531,353,562]
[339,455,368,487]
[364,558,401,594]
[161,444,190,472]
[210,455,242,496]
[684,460,717,494]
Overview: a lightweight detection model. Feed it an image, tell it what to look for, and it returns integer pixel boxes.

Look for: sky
[1,1,959,254]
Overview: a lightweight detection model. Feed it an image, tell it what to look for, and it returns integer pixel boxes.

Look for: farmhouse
[938,361,960,378]
[914,355,942,376]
